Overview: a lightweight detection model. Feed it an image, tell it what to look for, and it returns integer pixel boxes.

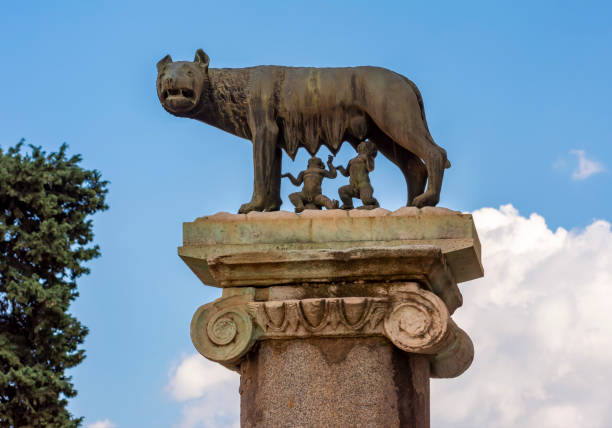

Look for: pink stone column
[240,338,430,427]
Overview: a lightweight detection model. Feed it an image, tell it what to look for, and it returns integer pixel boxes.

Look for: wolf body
[156,49,449,213]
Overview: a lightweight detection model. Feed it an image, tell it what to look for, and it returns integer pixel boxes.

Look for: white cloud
[166,354,238,402]
[173,381,240,428]
[168,205,612,427]
[570,149,604,180]
[432,204,612,427]
[86,420,116,428]
[167,354,240,428]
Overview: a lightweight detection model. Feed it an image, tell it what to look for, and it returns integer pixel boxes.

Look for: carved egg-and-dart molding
[190,286,473,377]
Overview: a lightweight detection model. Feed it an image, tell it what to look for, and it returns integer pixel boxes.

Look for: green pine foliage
[0,141,108,427]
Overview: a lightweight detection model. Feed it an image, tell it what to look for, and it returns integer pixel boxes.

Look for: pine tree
[0,141,108,427]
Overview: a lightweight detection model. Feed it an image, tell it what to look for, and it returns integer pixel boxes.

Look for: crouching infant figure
[282,156,340,213]
[336,141,380,210]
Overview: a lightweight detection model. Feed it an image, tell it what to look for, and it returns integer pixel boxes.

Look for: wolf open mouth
[161,88,195,101]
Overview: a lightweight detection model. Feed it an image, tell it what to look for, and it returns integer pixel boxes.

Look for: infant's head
[357,141,377,157]
[308,157,324,168]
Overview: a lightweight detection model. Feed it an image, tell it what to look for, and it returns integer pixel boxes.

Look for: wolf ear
[156,54,173,72]
[194,49,210,71]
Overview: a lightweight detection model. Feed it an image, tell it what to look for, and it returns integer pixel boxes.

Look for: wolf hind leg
[411,142,446,207]
[368,131,427,206]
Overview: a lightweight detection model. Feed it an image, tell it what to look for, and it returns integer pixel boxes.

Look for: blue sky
[1,1,610,427]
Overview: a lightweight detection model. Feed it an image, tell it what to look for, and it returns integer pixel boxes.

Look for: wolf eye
[186,70,193,76]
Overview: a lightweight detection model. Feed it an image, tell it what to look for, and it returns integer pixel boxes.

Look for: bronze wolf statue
[156,49,450,213]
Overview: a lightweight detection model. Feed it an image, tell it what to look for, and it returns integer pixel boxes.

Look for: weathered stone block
[180,207,483,286]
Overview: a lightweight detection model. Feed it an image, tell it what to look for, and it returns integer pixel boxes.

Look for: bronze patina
[156,49,450,213]
[336,141,379,210]
[282,155,339,213]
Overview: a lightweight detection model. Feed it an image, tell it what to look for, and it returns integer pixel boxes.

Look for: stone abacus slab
[179,207,483,288]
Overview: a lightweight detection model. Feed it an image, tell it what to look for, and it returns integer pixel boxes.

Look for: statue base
[180,207,483,428]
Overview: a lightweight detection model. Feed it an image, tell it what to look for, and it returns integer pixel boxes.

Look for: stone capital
[191,283,473,378]
[184,208,482,378]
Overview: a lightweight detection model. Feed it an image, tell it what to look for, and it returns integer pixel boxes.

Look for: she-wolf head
[156,49,209,116]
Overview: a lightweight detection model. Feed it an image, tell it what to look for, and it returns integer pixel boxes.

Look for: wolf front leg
[239,119,281,214]
[265,144,282,211]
